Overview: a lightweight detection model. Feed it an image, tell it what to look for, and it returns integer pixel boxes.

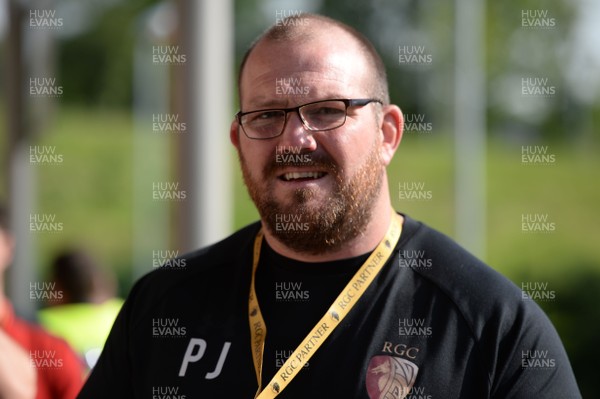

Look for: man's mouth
[279,171,326,181]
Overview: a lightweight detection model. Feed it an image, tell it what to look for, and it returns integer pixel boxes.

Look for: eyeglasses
[235,98,382,140]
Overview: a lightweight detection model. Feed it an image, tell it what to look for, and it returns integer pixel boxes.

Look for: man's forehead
[241,34,367,85]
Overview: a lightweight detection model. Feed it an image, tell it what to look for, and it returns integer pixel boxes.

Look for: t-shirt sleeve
[489,298,581,398]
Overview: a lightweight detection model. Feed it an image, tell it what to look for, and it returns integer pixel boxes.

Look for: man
[79,14,580,398]
[0,205,84,399]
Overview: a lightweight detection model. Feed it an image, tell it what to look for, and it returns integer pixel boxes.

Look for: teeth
[283,171,324,181]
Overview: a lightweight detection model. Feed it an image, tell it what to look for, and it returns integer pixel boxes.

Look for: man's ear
[379,104,403,166]
[230,119,241,150]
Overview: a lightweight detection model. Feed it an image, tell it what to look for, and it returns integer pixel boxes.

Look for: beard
[238,140,384,255]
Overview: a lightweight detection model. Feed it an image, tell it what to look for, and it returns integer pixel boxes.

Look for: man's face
[232,34,387,254]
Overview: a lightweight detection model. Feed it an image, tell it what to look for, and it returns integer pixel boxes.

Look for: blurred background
[0,0,598,395]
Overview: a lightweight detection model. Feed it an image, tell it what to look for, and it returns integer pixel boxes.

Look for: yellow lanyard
[249,212,403,398]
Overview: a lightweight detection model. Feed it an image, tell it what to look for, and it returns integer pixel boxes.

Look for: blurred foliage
[58,0,159,107]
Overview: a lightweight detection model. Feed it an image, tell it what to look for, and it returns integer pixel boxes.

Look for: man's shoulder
[179,221,261,271]
[128,221,261,301]
[399,215,542,335]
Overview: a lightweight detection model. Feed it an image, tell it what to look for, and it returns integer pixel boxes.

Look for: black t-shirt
[78,215,581,398]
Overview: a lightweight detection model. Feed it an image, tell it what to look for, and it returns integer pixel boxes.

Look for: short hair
[238,13,390,106]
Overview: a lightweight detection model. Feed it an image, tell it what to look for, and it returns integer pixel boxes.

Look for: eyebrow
[243,92,348,111]
[246,98,290,109]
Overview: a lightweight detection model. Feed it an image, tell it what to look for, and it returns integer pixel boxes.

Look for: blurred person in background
[0,205,84,398]
[38,249,124,370]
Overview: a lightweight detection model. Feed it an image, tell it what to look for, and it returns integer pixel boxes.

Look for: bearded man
[79,13,580,399]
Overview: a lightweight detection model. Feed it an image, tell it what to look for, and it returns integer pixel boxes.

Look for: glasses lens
[241,110,286,138]
[300,100,347,131]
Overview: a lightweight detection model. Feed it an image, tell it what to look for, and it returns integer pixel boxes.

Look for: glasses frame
[235,98,383,140]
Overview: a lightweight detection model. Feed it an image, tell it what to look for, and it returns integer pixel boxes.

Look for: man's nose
[277,110,317,151]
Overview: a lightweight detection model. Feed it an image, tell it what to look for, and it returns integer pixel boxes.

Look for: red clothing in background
[1,301,83,399]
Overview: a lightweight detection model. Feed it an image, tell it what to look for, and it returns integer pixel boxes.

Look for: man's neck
[261,199,400,263]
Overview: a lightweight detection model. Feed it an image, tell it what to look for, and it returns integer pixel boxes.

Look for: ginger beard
[238,139,384,255]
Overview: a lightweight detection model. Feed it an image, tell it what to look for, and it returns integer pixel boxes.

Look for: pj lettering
[179,338,231,379]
